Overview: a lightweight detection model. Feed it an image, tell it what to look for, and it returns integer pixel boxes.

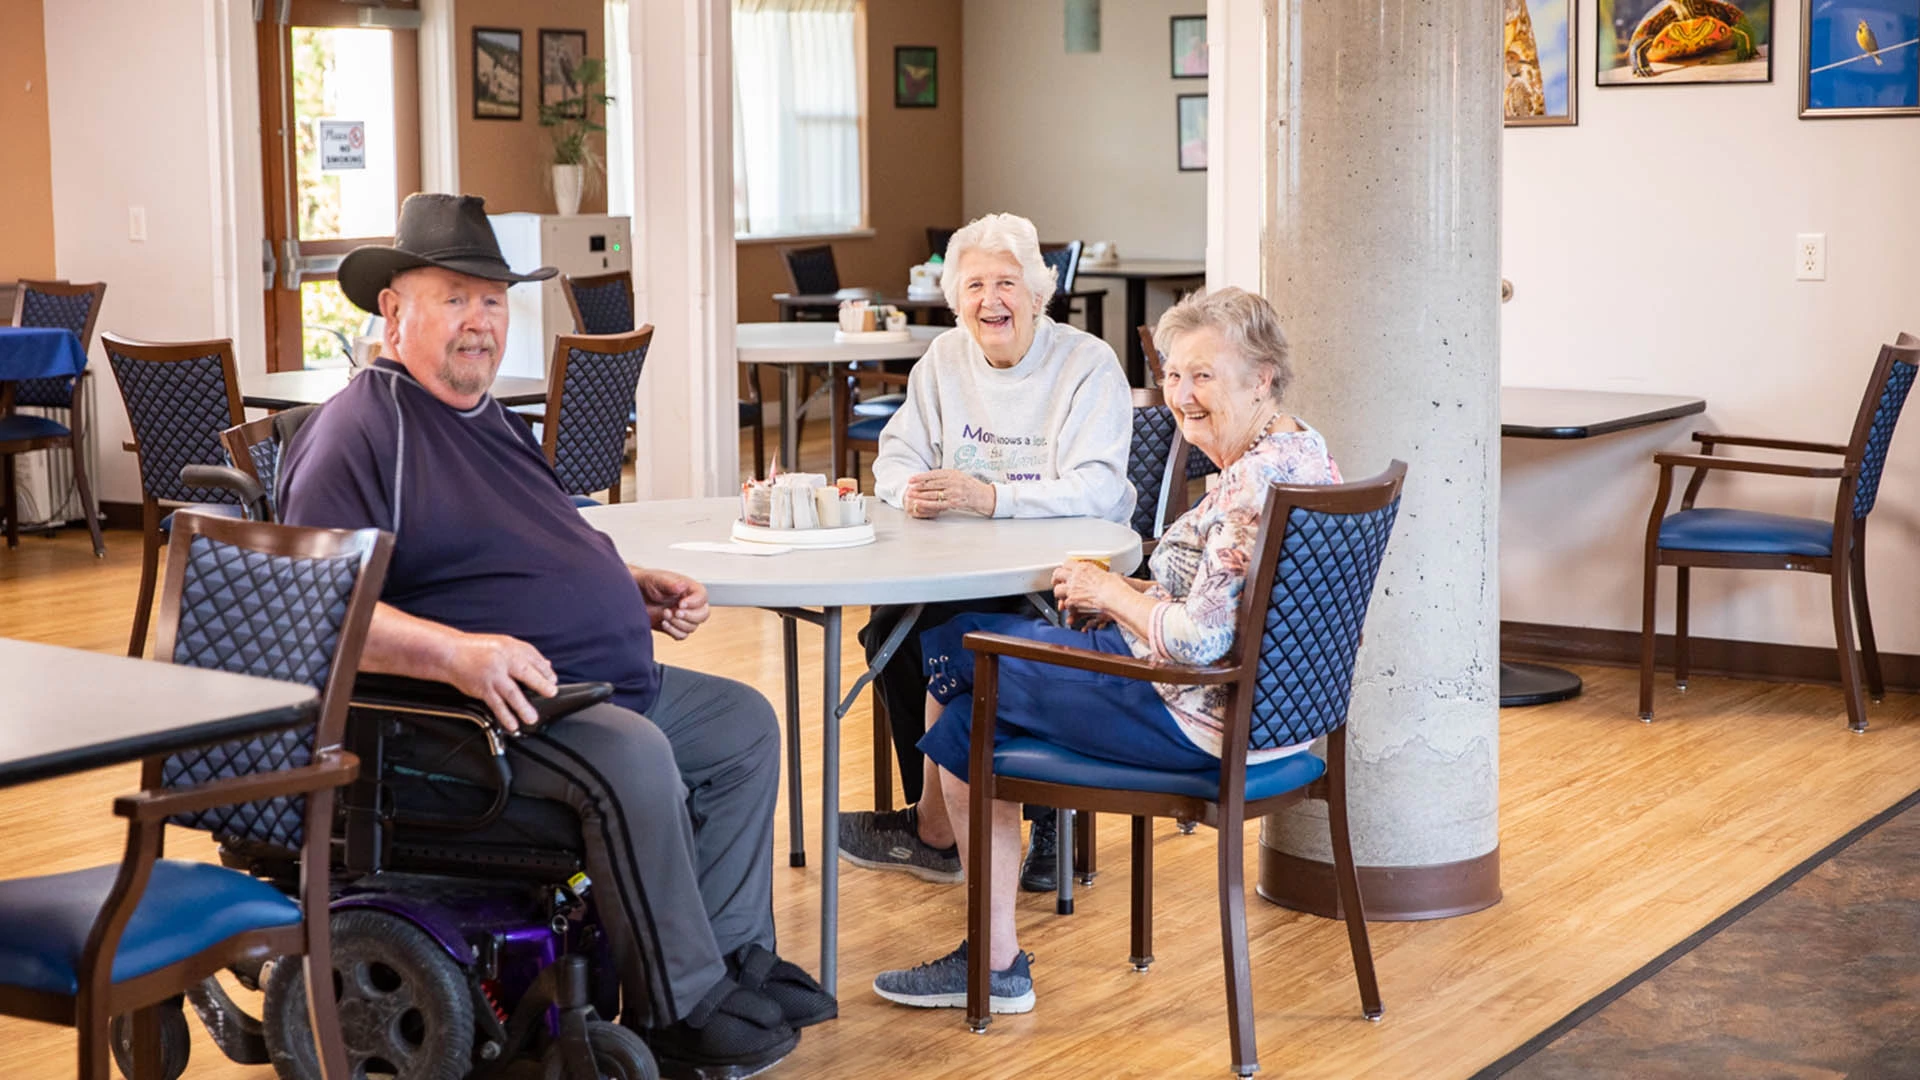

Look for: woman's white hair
[941,212,1058,314]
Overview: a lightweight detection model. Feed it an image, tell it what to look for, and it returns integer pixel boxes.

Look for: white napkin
[669,540,793,556]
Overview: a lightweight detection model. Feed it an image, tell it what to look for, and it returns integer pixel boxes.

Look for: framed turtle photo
[1597,0,1772,85]
[1506,0,1577,125]
[1800,0,1920,117]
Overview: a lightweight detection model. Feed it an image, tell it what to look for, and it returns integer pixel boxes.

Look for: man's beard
[440,341,495,395]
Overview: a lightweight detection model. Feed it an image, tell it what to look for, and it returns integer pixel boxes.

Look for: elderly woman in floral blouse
[872,286,1342,1016]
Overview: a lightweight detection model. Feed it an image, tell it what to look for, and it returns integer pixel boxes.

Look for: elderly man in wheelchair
[159,194,828,1080]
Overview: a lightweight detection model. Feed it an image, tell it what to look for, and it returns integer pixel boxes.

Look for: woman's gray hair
[1152,286,1294,404]
[941,212,1057,314]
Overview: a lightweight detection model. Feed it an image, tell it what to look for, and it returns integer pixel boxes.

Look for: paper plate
[731,519,876,549]
[832,329,912,344]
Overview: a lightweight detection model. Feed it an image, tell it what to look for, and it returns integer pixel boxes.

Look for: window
[732,0,863,239]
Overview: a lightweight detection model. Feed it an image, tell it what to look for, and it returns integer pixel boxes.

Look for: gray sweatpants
[504,665,780,1028]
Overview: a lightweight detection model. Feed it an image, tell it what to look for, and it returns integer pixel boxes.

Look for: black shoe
[1020,813,1059,893]
[728,943,838,1028]
[646,978,798,1080]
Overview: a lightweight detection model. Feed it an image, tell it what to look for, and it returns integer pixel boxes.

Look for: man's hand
[904,470,995,518]
[445,632,557,733]
[636,567,710,640]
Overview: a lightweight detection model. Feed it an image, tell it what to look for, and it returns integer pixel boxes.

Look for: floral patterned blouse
[1120,419,1342,760]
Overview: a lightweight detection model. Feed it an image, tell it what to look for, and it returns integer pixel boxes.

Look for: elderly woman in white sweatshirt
[842,212,1134,895]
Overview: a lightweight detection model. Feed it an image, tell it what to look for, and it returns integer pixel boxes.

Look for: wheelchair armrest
[351,674,614,728]
[180,464,267,520]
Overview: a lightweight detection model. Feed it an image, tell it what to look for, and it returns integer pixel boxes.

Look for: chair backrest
[782,245,842,295]
[10,279,106,408]
[149,510,392,850]
[543,326,654,497]
[1040,242,1083,323]
[1128,388,1192,541]
[219,405,321,523]
[1138,323,1221,479]
[1843,332,1920,520]
[102,334,246,506]
[927,226,957,261]
[562,271,636,335]
[1225,462,1406,755]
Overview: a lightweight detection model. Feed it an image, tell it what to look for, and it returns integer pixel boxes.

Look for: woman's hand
[1052,560,1118,628]
[904,470,995,518]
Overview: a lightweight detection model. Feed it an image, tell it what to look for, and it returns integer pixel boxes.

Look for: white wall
[963,0,1207,350]
[43,0,264,505]
[1501,1,1920,652]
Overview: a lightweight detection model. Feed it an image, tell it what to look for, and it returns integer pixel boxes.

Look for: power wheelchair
[119,408,659,1080]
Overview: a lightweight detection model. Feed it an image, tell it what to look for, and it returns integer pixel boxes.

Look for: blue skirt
[915,612,1216,785]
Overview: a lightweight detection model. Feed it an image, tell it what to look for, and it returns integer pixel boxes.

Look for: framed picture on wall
[1171,15,1208,77]
[473,27,523,120]
[895,46,938,108]
[1505,0,1577,125]
[1596,0,1771,85]
[1176,93,1207,171]
[540,29,589,117]
[1800,0,1920,117]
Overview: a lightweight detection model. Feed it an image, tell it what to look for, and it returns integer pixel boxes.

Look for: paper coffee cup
[1064,550,1112,570]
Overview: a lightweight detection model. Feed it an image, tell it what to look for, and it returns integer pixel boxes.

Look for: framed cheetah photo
[1506,0,1577,125]
[1801,0,1920,117]
[1597,0,1772,85]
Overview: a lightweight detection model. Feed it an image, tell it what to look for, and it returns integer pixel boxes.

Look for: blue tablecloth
[0,327,87,382]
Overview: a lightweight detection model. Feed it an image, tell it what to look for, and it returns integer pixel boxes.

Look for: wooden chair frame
[102,334,247,658]
[0,512,390,1080]
[959,464,1403,1075]
[540,326,655,504]
[1639,334,1920,732]
[4,279,108,557]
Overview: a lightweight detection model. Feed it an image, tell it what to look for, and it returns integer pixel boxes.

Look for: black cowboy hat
[337,193,557,314]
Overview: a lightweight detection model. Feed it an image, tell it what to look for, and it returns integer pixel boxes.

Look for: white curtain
[604,0,633,218]
[732,0,861,238]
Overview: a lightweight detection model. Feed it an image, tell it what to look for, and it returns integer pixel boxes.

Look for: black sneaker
[646,978,798,1080]
[728,943,838,1028]
[838,805,962,884]
[1019,812,1059,893]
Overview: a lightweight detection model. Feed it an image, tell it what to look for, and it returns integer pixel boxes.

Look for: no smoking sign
[319,120,366,171]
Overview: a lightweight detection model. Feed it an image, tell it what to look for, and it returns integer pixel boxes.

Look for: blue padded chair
[102,334,249,658]
[958,462,1405,1076]
[1639,333,1920,732]
[0,510,391,1080]
[559,271,635,337]
[538,327,653,505]
[4,280,108,556]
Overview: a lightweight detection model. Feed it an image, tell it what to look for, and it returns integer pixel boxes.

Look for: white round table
[735,322,944,473]
[579,497,1142,991]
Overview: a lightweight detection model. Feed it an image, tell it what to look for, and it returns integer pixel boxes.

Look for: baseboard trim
[1255,843,1501,921]
[1500,620,1920,695]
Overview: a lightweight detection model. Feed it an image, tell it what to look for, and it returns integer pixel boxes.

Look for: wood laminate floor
[3,447,1918,1078]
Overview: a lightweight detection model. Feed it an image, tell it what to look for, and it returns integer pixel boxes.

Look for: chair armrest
[122,440,139,453]
[1653,452,1852,479]
[114,749,359,822]
[962,630,1240,685]
[1693,432,1848,455]
[180,464,266,512]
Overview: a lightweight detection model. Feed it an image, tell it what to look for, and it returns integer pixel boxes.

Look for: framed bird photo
[895,46,938,108]
[1801,0,1920,117]
[1596,0,1772,84]
[1506,0,1578,125]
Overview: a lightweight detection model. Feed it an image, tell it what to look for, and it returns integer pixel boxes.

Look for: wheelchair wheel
[109,998,191,1080]
[541,1021,658,1080]
[261,909,475,1080]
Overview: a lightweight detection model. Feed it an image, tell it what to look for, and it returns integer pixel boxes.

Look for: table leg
[820,606,842,994]
[1499,660,1583,707]
[828,362,848,481]
[780,366,801,472]
[1124,279,1148,386]
[784,616,805,867]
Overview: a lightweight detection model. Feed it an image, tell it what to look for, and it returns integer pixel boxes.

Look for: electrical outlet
[128,206,147,243]
[1796,233,1825,281]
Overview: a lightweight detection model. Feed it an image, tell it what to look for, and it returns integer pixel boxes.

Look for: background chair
[958,463,1405,1075]
[3,280,107,556]
[0,510,390,1080]
[539,328,654,505]
[1640,333,1920,732]
[102,334,248,658]
[1038,241,1105,337]
[781,244,846,300]
[560,271,635,337]
[926,227,957,261]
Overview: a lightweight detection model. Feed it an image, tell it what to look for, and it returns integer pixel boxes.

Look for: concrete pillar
[1256,0,1503,918]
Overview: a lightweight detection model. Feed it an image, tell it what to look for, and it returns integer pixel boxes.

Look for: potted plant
[540,55,612,215]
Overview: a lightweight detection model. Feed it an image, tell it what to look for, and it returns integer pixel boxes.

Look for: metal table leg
[820,607,842,993]
[783,615,804,867]
[780,365,802,471]
[1124,278,1148,386]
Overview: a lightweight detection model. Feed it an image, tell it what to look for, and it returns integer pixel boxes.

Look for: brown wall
[0,0,56,279]
[735,0,964,323]
[455,0,607,214]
